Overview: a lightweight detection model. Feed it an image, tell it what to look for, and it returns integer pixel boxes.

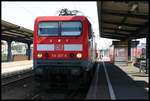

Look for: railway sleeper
[34,74,82,90]
[34,65,96,90]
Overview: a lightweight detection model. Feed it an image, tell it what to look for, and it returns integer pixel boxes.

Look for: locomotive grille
[37,62,81,66]
[37,65,82,75]
[36,61,83,74]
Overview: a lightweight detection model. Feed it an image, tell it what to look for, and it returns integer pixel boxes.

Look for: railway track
[31,74,94,100]
[2,69,34,86]
[31,73,94,100]
[31,85,85,100]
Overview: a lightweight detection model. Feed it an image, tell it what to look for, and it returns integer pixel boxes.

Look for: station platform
[86,61,149,100]
[1,60,33,75]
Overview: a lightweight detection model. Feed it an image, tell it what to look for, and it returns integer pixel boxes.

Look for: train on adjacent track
[33,16,97,88]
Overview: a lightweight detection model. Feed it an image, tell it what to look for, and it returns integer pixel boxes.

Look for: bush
[2,53,7,61]
[2,53,7,56]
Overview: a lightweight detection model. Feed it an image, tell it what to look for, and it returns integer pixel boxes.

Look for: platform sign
[113,41,128,45]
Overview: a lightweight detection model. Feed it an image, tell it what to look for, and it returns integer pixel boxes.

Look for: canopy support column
[7,40,12,61]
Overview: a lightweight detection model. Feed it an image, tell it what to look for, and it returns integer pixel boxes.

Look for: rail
[2,70,33,86]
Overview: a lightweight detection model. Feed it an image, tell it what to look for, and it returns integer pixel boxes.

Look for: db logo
[55,44,63,51]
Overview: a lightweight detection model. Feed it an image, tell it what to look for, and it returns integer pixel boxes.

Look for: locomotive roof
[35,16,89,22]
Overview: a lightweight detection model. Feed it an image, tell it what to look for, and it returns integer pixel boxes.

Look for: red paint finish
[33,16,91,60]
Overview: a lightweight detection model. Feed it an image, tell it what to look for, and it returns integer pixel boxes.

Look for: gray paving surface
[86,61,149,100]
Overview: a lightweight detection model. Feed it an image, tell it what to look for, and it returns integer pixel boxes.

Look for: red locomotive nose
[33,16,96,88]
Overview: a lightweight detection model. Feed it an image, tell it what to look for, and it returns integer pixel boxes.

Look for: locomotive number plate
[54,44,63,51]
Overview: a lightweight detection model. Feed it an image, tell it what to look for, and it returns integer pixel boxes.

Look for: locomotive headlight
[37,53,42,58]
[76,53,82,58]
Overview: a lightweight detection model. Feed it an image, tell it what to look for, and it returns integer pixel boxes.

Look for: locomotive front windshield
[38,21,82,36]
[38,22,59,36]
[61,21,82,36]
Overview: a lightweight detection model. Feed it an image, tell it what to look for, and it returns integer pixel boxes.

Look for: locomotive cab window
[61,21,82,36]
[38,22,59,36]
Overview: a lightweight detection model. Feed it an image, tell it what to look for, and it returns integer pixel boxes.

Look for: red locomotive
[33,16,96,87]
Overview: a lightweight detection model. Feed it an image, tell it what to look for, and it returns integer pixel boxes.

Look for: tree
[12,45,22,51]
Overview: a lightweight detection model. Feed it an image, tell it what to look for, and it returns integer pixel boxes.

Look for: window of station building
[61,21,82,36]
[38,21,59,36]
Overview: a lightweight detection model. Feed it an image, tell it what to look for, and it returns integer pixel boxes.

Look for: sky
[2,1,145,49]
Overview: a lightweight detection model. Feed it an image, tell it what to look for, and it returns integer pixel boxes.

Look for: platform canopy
[97,1,149,40]
[1,20,33,43]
